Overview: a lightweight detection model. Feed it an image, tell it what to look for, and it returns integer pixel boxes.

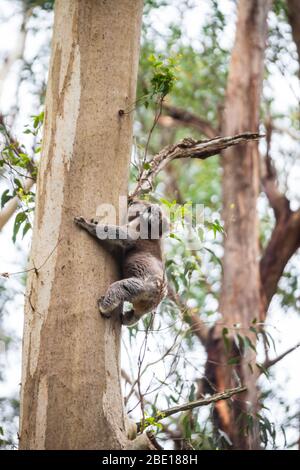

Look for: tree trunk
[204,0,272,450]
[287,0,300,77]
[19,0,143,450]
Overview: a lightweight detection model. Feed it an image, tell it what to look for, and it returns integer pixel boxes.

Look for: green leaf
[13,178,23,190]
[227,356,240,365]
[244,336,256,352]
[1,189,12,209]
[12,212,27,243]
[22,222,32,238]
[188,383,196,401]
[203,247,223,272]
[169,232,182,242]
[256,362,270,378]
[222,327,230,352]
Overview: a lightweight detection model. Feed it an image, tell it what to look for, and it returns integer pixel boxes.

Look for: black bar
[0,450,297,467]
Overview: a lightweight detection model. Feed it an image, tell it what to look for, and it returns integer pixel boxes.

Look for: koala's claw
[74,216,86,225]
[97,296,111,318]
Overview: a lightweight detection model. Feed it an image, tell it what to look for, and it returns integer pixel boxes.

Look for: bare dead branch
[130,132,262,200]
[264,343,300,370]
[160,103,218,139]
[136,385,246,432]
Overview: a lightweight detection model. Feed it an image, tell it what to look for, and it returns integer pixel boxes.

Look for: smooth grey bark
[19,0,143,450]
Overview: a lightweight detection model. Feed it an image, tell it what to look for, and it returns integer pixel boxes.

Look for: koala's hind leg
[98,277,146,318]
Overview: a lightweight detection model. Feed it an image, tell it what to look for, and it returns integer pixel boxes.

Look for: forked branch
[260,119,300,309]
[264,343,300,370]
[130,132,261,200]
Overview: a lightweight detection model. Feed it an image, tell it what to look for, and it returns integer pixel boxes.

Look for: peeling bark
[19,0,143,450]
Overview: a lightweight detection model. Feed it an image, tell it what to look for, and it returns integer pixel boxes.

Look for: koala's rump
[132,274,167,314]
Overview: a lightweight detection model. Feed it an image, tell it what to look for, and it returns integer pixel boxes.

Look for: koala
[74,200,168,326]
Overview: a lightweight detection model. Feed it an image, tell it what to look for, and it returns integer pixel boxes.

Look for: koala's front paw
[97,296,112,318]
[74,216,87,226]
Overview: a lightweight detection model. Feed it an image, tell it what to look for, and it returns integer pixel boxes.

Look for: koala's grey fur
[74,200,168,326]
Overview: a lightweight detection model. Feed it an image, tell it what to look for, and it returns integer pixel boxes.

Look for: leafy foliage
[0,112,43,242]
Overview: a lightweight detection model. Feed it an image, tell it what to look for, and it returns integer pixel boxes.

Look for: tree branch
[128,433,157,450]
[263,343,300,370]
[260,208,300,309]
[287,0,300,76]
[261,119,291,221]
[130,132,261,200]
[136,386,246,432]
[0,177,34,232]
[168,284,210,345]
[0,114,36,231]
[260,119,300,309]
[160,103,218,139]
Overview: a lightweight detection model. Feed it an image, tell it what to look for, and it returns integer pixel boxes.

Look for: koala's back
[123,239,164,279]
